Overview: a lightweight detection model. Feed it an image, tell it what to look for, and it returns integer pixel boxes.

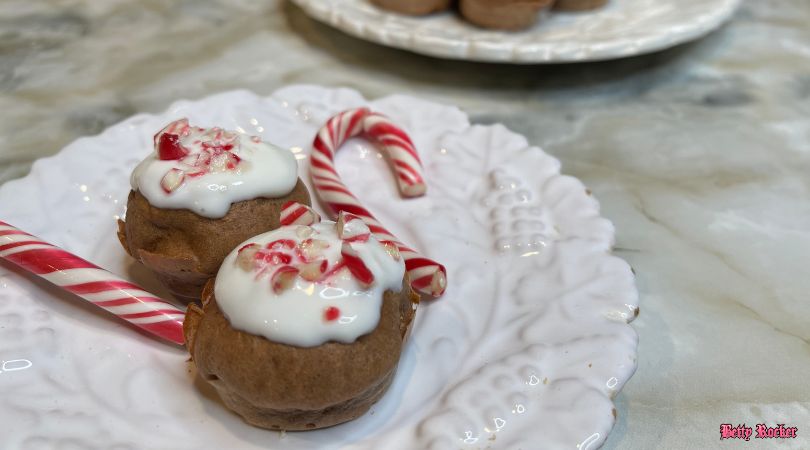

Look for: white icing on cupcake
[130,119,298,218]
[215,218,405,347]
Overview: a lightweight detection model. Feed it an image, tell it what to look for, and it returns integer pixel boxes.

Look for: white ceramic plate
[0,87,638,449]
[290,0,740,63]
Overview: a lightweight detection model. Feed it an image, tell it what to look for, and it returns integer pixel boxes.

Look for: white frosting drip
[130,120,298,218]
[215,222,406,347]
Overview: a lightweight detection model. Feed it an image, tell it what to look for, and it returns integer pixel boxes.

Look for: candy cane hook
[309,108,447,297]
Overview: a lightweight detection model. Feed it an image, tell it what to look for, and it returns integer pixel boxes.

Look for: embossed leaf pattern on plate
[0,87,637,449]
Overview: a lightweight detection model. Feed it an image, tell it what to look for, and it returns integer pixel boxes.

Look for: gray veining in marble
[1,0,809,448]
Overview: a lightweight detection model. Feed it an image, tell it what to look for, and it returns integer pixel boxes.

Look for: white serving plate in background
[291,0,740,63]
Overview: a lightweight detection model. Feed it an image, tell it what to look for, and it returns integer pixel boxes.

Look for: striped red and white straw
[0,221,185,345]
[310,107,447,297]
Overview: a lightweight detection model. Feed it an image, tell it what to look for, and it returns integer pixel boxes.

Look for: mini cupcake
[554,0,608,11]
[460,0,554,30]
[371,0,453,15]
[184,213,418,430]
[118,119,311,302]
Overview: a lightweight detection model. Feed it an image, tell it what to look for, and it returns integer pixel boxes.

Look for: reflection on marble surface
[0,0,808,448]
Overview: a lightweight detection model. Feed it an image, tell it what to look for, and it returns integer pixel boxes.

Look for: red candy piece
[258,251,292,265]
[344,234,370,243]
[236,243,260,271]
[266,239,296,250]
[340,242,374,286]
[298,238,330,262]
[160,168,185,193]
[324,306,341,322]
[209,151,240,171]
[336,211,371,242]
[380,240,402,261]
[299,259,328,281]
[279,202,321,227]
[157,133,189,160]
[154,118,190,146]
[322,260,346,279]
[238,243,258,253]
[271,266,299,294]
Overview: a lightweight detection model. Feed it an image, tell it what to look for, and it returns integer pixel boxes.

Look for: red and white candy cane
[310,108,447,297]
[0,221,185,345]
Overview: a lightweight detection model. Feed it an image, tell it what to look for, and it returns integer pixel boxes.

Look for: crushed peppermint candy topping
[151,119,262,194]
[234,217,402,294]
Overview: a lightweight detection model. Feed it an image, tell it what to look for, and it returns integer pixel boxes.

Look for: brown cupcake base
[216,365,396,431]
[117,179,311,302]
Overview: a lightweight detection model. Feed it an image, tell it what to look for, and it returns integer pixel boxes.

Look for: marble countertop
[1,0,808,448]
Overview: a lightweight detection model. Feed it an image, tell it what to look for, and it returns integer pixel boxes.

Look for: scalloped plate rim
[289,0,742,63]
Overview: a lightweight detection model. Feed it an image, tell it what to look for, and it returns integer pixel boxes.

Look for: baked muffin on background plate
[554,0,609,11]
[371,0,453,15]
[459,0,555,30]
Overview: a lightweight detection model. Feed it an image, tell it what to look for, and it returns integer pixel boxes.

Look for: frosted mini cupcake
[184,213,418,430]
[118,119,311,301]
